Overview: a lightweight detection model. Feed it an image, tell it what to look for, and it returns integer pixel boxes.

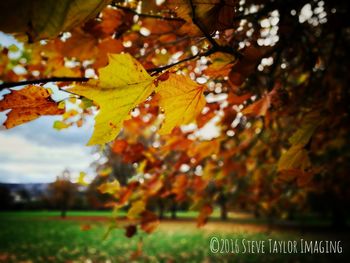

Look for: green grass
[0,211,348,262]
[0,210,114,218]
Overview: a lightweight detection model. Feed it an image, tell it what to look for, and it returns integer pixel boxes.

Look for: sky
[0,112,98,183]
[0,32,99,184]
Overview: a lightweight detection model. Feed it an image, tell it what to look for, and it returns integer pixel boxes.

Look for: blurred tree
[0,186,13,210]
[48,169,78,218]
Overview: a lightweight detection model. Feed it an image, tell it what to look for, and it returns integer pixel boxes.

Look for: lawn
[0,211,348,262]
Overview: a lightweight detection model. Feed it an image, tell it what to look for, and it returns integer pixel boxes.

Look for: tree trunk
[61,208,66,218]
[219,194,228,221]
[220,201,228,221]
[331,201,346,229]
[158,199,164,219]
[61,201,67,218]
[171,201,177,219]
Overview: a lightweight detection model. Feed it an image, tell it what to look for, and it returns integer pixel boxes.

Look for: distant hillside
[0,183,49,199]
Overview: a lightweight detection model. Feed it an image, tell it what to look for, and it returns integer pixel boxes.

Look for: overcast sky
[0,31,97,184]
[0,112,97,183]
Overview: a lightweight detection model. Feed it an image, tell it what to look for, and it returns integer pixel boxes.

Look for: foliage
[0,0,349,238]
[48,170,79,218]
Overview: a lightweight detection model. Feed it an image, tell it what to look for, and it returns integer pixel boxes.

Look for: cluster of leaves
[1,0,350,236]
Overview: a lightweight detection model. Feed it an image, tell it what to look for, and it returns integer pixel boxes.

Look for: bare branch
[113,4,184,22]
[0,77,89,91]
[188,0,219,48]
[188,0,242,58]
[148,48,216,74]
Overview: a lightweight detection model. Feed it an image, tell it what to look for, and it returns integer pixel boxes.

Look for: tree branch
[113,4,184,22]
[188,0,219,48]
[0,47,228,89]
[148,48,217,74]
[188,0,242,58]
[0,77,89,91]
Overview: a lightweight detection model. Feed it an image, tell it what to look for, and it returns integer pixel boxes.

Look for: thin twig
[188,0,242,58]
[148,48,216,74]
[0,77,89,91]
[0,47,227,89]
[113,4,184,22]
[188,0,219,48]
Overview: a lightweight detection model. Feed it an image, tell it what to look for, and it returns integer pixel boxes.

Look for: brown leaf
[140,211,160,233]
[112,139,128,154]
[242,95,271,117]
[0,85,64,128]
[278,169,314,187]
[172,174,188,201]
[125,224,137,238]
[59,28,98,60]
[278,145,311,172]
[197,204,213,227]
[242,88,277,117]
[98,8,124,36]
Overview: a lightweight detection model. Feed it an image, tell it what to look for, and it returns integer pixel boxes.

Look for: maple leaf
[53,120,70,130]
[98,167,113,177]
[197,204,213,227]
[289,112,321,147]
[278,169,314,187]
[242,88,277,117]
[168,0,235,33]
[69,53,156,145]
[125,225,137,238]
[0,0,109,40]
[242,94,271,117]
[188,138,221,160]
[127,200,146,219]
[58,28,98,61]
[98,180,121,194]
[96,7,124,36]
[204,52,235,77]
[155,74,206,134]
[0,85,64,128]
[277,145,311,172]
[140,211,159,233]
[77,172,89,187]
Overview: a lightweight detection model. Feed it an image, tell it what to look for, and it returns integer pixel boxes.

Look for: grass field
[0,211,348,262]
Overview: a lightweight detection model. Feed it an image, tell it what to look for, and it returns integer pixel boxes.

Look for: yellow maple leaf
[98,167,113,177]
[98,180,121,194]
[127,200,146,219]
[77,172,88,187]
[69,53,156,145]
[277,145,311,172]
[156,74,206,134]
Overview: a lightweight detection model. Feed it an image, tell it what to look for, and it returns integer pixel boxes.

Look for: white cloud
[0,119,96,183]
